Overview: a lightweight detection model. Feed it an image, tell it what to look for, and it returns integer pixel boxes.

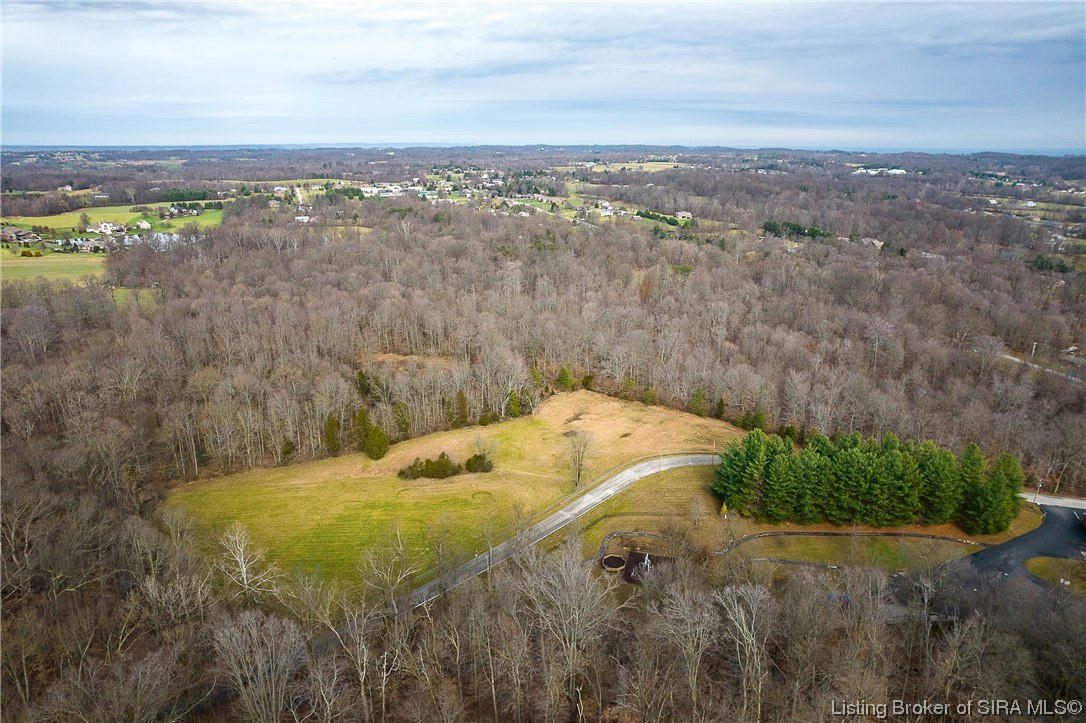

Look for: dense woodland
[2,147,1085,720]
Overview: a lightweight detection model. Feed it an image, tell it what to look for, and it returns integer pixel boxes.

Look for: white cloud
[2,1,1083,149]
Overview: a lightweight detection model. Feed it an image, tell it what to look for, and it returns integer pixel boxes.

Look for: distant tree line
[636,209,681,226]
[713,430,1024,533]
[761,220,832,239]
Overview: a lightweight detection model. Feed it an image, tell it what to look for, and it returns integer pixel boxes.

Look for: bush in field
[398,451,464,479]
[363,425,389,460]
[465,453,493,473]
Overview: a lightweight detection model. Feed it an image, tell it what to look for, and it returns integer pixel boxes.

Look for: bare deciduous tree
[566,430,591,489]
[516,536,626,706]
[714,583,776,721]
[213,611,305,723]
[216,523,281,601]
[359,528,418,614]
[653,561,719,719]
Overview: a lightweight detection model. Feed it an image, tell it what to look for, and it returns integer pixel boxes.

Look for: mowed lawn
[166,391,743,583]
[1026,557,1086,595]
[0,252,105,281]
[584,465,1045,573]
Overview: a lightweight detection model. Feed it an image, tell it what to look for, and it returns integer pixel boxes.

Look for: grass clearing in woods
[165,390,742,585]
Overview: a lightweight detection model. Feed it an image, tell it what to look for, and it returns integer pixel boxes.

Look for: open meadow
[0,251,105,281]
[166,390,743,583]
[2,202,224,235]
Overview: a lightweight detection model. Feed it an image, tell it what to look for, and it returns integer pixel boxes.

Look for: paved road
[405,456,1086,605]
[967,505,1086,581]
[1021,491,1086,510]
[999,353,1082,384]
[409,454,718,607]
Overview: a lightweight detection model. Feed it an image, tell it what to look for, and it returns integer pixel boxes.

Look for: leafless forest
[2,147,1085,720]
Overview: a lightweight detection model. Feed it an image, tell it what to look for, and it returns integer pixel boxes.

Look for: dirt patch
[601,554,626,571]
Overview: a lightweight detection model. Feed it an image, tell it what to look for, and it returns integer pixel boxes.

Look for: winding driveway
[409,457,1086,605]
[967,505,1086,582]
[409,454,718,606]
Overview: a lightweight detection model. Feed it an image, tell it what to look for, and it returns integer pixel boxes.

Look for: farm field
[584,465,1045,572]
[0,251,106,281]
[166,390,742,584]
[1,202,225,235]
[1025,556,1086,595]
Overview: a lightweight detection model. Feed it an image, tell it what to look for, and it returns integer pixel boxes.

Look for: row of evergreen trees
[712,430,1024,534]
[323,406,389,460]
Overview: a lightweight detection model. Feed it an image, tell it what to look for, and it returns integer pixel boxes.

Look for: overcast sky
[2,1,1083,151]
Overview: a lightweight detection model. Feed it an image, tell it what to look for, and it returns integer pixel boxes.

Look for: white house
[136,219,152,230]
[295,215,311,223]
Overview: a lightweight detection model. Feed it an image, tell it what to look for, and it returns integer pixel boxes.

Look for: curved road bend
[408,459,1086,606]
[968,505,1086,582]
[409,454,718,607]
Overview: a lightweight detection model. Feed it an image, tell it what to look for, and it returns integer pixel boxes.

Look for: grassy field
[151,208,223,232]
[582,465,1045,573]
[0,252,106,281]
[166,391,742,584]
[111,287,156,310]
[1025,557,1086,595]
[2,202,225,235]
[734,535,978,572]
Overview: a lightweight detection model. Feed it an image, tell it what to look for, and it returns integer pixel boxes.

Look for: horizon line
[2,142,1083,157]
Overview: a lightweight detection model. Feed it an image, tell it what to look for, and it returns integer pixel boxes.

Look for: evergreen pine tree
[323,415,341,456]
[394,402,410,439]
[794,446,829,523]
[455,390,469,428]
[350,407,371,451]
[690,387,707,417]
[881,446,922,526]
[762,453,798,522]
[556,366,574,391]
[957,443,990,533]
[916,440,961,524]
[363,425,390,460]
[508,389,522,417]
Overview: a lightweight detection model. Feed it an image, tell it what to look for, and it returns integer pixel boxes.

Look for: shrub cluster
[398,451,493,479]
[713,430,1023,533]
[464,452,494,473]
